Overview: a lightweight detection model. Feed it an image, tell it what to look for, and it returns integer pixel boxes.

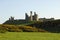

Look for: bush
[0,27,7,33]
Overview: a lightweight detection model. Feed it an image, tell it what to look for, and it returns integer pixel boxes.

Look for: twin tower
[25,11,38,21]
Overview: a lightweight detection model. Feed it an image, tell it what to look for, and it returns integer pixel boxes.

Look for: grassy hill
[2,19,60,33]
[3,20,37,25]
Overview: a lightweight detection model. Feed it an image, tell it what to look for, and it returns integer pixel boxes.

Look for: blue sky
[0,0,60,24]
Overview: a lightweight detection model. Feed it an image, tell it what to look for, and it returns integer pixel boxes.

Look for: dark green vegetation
[0,32,60,40]
[3,20,36,25]
[3,20,26,25]
[28,20,60,33]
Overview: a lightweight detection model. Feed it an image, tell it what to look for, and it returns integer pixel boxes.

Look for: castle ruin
[9,11,38,21]
[4,11,54,25]
[25,11,38,21]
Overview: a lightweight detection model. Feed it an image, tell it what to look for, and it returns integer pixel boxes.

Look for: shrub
[0,26,7,33]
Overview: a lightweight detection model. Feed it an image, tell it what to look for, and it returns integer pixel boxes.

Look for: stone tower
[25,13,29,21]
[30,11,33,21]
[33,12,38,21]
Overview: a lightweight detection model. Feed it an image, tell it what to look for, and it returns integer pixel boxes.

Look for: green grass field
[0,32,60,40]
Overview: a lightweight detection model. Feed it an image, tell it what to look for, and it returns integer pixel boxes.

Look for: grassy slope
[0,24,46,32]
[0,32,60,40]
